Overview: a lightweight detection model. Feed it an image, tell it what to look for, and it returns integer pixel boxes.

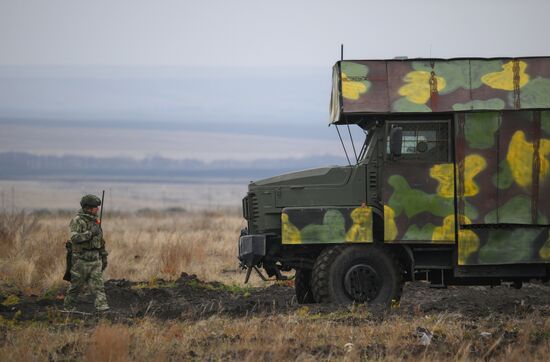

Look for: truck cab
[239,57,550,305]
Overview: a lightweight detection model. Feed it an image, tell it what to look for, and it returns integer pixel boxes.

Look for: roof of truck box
[330,57,550,124]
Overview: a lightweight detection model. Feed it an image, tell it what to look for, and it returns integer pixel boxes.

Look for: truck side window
[387,121,449,162]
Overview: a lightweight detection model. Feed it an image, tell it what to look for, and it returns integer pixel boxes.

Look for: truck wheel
[311,245,402,306]
[294,269,315,304]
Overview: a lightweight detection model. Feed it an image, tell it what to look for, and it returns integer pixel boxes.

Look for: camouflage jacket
[69,209,107,258]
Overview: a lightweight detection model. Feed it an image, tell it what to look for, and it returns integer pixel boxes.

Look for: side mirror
[389,127,403,157]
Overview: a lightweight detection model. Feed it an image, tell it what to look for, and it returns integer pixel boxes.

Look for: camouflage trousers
[64,253,108,311]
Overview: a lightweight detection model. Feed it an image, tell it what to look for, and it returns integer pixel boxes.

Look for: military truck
[238,57,550,305]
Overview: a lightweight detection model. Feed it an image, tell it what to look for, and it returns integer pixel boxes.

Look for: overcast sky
[1,0,549,161]
[2,0,550,66]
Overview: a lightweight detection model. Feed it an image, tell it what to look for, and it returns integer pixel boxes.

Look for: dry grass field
[0,208,247,295]
[1,209,550,361]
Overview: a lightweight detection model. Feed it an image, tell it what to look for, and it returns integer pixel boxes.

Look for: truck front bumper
[238,234,266,267]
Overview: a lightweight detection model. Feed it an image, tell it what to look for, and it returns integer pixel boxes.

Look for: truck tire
[294,269,315,304]
[311,245,402,306]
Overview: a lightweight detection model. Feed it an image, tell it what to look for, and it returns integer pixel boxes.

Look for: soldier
[63,194,109,312]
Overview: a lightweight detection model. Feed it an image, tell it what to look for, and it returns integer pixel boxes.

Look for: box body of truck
[239,57,550,304]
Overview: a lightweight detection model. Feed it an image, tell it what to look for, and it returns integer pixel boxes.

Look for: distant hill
[0,152,348,183]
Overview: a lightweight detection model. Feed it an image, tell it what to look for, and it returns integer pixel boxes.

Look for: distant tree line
[0,152,346,181]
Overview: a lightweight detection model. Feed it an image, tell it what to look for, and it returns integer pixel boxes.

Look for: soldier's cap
[80,194,102,208]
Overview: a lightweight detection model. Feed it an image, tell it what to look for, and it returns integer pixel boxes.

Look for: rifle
[99,190,105,225]
[63,190,105,282]
[98,190,108,271]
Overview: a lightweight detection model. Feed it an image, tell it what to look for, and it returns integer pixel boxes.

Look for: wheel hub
[343,264,381,303]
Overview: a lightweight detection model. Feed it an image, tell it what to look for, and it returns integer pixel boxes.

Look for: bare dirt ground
[2,273,549,322]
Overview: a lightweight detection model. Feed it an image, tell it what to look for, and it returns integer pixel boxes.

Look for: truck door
[382,119,455,243]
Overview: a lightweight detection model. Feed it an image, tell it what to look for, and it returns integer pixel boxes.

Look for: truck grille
[248,192,260,230]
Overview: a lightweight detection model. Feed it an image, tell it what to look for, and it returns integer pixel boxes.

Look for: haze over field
[0,65,347,161]
[1,0,550,209]
[2,0,549,162]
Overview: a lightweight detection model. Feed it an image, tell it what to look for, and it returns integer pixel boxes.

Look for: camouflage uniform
[64,195,109,311]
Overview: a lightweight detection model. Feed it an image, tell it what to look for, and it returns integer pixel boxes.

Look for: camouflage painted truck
[238,57,550,305]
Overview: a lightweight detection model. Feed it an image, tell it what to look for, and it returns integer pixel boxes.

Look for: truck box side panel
[332,57,550,123]
[496,111,549,224]
[455,112,500,224]
[455,110,550,226]
[540,111,550,218]
[518,58,550,109]
[456,110,550,265]
[459,226,550,265]
[340,60,389,113]
[387,59,473,114]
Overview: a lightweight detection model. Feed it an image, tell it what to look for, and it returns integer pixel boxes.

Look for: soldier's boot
[94,294,109,313]
[94,287,109,312]
[96,305,110,313]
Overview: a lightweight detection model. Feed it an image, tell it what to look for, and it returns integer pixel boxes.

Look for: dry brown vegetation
[1,210,550,361]
[0,209,247,295]
[2,309,550,361]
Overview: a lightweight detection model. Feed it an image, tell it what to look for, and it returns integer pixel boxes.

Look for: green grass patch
[2,295,20,306]
[295,305,373,321]
[131,277,177,290]
[185,279,253,296]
